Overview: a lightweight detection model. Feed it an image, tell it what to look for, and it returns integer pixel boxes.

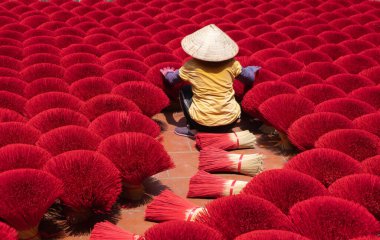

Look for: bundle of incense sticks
[187,171,248,198]
[195,130,256,150]
[145,190,204,222]
[199,148,264,176]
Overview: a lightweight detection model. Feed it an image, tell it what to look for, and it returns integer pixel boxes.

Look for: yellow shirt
[179,58,242,126]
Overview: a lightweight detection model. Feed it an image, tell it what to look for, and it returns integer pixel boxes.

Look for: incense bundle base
[122,183,146,202]
[199,148,264,176]
[275,132,294,151]
[48,204,121,235]
[258,124,276,135]
[18,227,40,240]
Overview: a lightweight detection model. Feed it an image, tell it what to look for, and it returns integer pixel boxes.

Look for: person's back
[179,58,242,126]
[161,24,260,137]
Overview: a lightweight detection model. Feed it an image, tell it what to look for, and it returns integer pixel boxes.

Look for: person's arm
[160,67,182,86]
[236,66,261,85]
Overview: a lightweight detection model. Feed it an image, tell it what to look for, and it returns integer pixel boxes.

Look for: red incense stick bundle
[350,236,380,240]
[199,148,264,176]
[36,125,102,156]
[44,150,122,233]
[285,148,363,187]
[98,133,174,201]
[145,190,204,222]
[242,169,329,214]
[79,94,141,121]
[0,169,63,240]
[143,220,225,240]
[329,174,380,220]
[195,130,256,150]
[362,155,380,176]
[90,222,137,240]
[188,171,248,198]
[315,129,380,161]
[27,108,90,133]
[289,197,380,240]
[88,111,160,139]
[235,230,311,240]
[0,144,51,173]
[112,81,170,117]
[0,108,26,123]
[195,195,294,240]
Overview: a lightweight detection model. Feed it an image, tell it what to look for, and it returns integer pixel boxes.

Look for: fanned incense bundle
[350,236,380,240]
[21,53,60,68]
[0,122,41,147]
[242,169,329,214]
[241,81,297,119]
[63,63,104,84]
[145,190,203,222]
[44,150,122,233]
[24,78,69,98]
[325,74,375,93]
[0,108,26,123]
[89,111,161,139]
[298,84,346,105]
[199,148,264,176]
[25,92,83,118]
[188,171,248,198]
[278,71,323,88]
[143,220,225,240]
[69,77,114,101]
[235,230,311,240]
[353,113,380,138]
[112,81,170,117]
[28,108,90,133]
[91,220,224,240]
[285,148,363,187]
[90,222,137,240]
[195,195,294,240]
[362,156,380,176]
[359,66,380,84]
[289,197,380,240]
[80,94,141,121]
[0,77,27,96]
[20,63,64,82]
[315,129,380,161]
[259,94,315,150]
[349,86,380,110]
[36,126,102,156]
[287,112,354,151]
[0,169,63,240]
[0,144,51,173]
[98,133,174,201]
[195,130,256,150]
[329,174,380,220]
[0,91,27,114]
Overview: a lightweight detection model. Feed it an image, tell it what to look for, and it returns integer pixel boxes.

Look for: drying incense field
[0,0,379,239]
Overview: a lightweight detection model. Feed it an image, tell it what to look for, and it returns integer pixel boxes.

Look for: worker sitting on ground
[161,24,260,138]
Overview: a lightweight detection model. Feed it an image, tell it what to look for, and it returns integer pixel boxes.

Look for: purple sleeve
[165,69,181,86]
[236,66,261,85]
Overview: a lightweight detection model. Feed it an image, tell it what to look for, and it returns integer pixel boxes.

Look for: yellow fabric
[179,58,242,126]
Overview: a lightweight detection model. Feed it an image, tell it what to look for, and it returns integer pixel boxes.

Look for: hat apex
[181,24,239,62]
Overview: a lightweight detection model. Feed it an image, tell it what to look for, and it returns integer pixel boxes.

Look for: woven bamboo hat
[181,24,239,62]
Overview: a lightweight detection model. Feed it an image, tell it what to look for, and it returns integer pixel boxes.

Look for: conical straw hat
[181,24,239,62]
